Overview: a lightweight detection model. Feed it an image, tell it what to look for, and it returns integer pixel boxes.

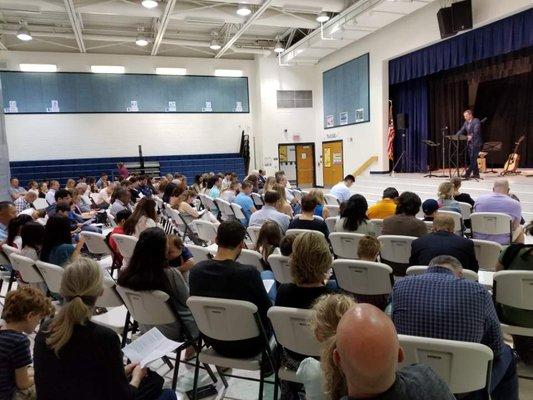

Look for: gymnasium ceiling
[0,0,434,62]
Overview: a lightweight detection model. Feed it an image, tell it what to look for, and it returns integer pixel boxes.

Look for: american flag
[387,103,396,160]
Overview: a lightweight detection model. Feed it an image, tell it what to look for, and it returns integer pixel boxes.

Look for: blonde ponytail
[46,257,103,355]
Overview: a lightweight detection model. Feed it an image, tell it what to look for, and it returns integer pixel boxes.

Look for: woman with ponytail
[33,258,177,400]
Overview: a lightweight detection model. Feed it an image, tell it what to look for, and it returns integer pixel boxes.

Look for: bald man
[334,303,454,399]
[474,178,523,244]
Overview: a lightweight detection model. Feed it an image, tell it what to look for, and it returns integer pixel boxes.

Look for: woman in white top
[273,183,293,218]
[176,190,219,227]
[220,181,239,203]
[334,194,376,235]
[123,197,158,238]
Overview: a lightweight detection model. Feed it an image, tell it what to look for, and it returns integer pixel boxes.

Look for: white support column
[0,77,11,201]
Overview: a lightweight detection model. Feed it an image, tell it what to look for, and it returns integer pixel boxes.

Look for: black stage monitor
[437,6,456,39]
[452,0,473,32]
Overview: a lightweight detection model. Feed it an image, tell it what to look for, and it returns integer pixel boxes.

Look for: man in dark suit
[409,214,479,272]
[457,109,482,179]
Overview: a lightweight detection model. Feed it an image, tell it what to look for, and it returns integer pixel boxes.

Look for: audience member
[279,234,297,257]
[20,221,45,261]
[45,180,60,205]
[6,214,32,249]
[334,303,455,400]
[451,176,475,206]
[262,176,276,193]
[96,172,109,189]
[74,184,92,212]
[167,234,195,276]
[221,171,233,191]
[108,209,132,265]
[189,220,272,359]
[98,183,115,207]
[335,194,375,235]
[117,162,129,178]
[0,287,54,400]
[437,181,461,214]
[109,187,132,218]
[190,174,203,195]
[421,199,439,221]
[234,180,256,225]
[14,191,37,214]
[207,175,222,199]
[123,198,157,238]
[367,187,398,220]
[176,189,219,227]
[357,235,380,261]
[309,189,330,219]
[0,201,17,243]
[27,180,38,193]
[46,189,72,217]
[249,191,291,233]
[162,182,177,204]
[392,255,518,400]
[258,169,267,188]
[37,182,48,199]
[329,175,355,203]
[256,221,282,270]
[382,192,427,237]
[128,177,142,203]
[138,176,154,198]
[288,195,329,238]
[220,181,239,203]
[34,258,177,400]
[410,214,479,272]
[273,183,294,217]
[474,179,523,244]
[40,216,85,266]
[65,179,76,191]
[8,178,27,201]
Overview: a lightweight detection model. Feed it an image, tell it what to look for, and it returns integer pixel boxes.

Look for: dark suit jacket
[409,230,479,272]
[457,118,482,147]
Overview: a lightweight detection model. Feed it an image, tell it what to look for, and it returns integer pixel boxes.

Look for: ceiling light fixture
[215,69,243,77]
[209,39,221,50]
[141,0,158,9]
[136,33,149,47]
[91,65,125,74]
[17,21,32,41]
[236,4,252,16]
[156,67,187,75]
[273,40,284,54]
[316,11,330,23]
[20,64,57,72]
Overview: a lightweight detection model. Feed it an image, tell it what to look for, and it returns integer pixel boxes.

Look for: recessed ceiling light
[209,39,221,50]
[91,65,125,74]
[237,4,252,16]
[17,22,32,41]
[215,69,243,77]
[141,0,158,9]
[156,67,187,75]
[20,64,57,72]
[316,11,330,23]
[273,40,284,53]
[136,33,149,47]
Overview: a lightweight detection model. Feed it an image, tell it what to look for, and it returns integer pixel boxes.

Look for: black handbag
[134,369,165,400]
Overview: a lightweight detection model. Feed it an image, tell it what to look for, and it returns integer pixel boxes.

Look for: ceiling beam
[215,0,273,59]
[0,37,7,50]
[151,0,178,56]
[63,0,86,53]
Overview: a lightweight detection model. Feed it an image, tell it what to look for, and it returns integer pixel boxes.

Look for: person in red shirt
[116,162,129,179]
[108,209,132,265]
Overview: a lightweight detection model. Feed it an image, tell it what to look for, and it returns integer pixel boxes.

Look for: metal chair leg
[172,349,182,391]
[192,351,201,400]
[6,269,15,292]
[215,366,229,388]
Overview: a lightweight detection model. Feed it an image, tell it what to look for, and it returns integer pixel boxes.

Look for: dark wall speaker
[396,113,408,130]
[452,0,473,32]
[437,7,455,39]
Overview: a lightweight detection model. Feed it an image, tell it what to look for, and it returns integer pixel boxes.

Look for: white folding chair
[237,249,263,271]
[493,271,533,338]
[9,253,46,291]
[378,235,416,265]
[194,220,218,244]
[35,260,64,294]
[324,193,340,206]
[186,296,277,400]
[199,194,217,212]
[251,193,264,209]
[267,254,292,284]
[291,190,303,203]
[247,225,262,244]
[32,198,49,210]
[231,203,247,221]
[80,231,112,258]
[329,232,366,259]
[424,220,433,231]
[325,217,338,233]
[286,229,325,238]
[1,244,20,258]
[92,276,130,335]
[437,210,463,235]
[333,260,393,295]
[405,265,479,282]
[111,234,138,262]
[187,244,214,262]
[369,219,383,236]
[267,307,320,384]
[471,212,512,245]
[324,204,339,217]
[214,198,235,221]
[399,335,493,396]
[457,202,472,221]
[472,239,503,272]
[1,244,20,291]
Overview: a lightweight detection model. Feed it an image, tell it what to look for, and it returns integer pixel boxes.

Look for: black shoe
[472,174,480,179]
[462,174,470,179]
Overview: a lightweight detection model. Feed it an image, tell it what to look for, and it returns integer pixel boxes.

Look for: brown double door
[278,143,315,188]
[322,140,344,187]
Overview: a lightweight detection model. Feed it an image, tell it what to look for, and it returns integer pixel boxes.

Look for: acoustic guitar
[501,135,525,175]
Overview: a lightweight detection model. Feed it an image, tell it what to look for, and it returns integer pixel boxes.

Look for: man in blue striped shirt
[391,255,518,400]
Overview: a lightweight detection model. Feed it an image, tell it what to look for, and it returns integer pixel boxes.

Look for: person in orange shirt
[367,187,398,219]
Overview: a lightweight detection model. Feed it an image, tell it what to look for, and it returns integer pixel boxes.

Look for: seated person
[0,287,54,400]
[367,187,398,220]
[330,175,355,203]
[474,179,524,244]
[40,216,85,267]
[123,198,158,238]
[234,180,256,226]
[255,221,282,270]
[35,258,176,400]
[355,235,389,310]
[410,214,479,272]
[9,177,27,200]
[118,228,198,346]
[392,255,518,400]
[45,180,60,205]
[382,192,427,237]
[288,195,329,238]
[175,190,218,227]
[335,194,375,235]
[334,303,455,400]
[97,183,115,208]
[46,189,72,217]
[109,187,132,218]
[437,181,461,214]
[5,214,32,249]
[167,234,195,276]
[189,220,272,359]
[14,190,37,214]
[309,189,330,220]
[108,209,132,267]
[451,176,475,206]
[0,201,16,244]
[20,221,45,261]
[279,233,297,257]
[220,181,239,203]
[421,199,439,222]
[273,183,294,218]
[138,176,154,198]
[249,191,291,234]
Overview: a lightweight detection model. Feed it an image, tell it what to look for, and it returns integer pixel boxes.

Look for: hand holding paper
[122,328,182,368]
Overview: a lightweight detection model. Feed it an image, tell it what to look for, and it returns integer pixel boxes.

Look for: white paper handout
[263,279,275,293]
[122,328,182,368]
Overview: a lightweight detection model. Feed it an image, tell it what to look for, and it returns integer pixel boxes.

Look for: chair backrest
[90,192,100,204]
[80,231,112,256]
[329,232,366,259]
[9,253,44,285]
[291,190,303,203]
[457,202,472,220]
[267,254,292,284]
[324,194,340,206]
[325,217,338,233]
[369,219,383,236]
[398,334,493,394]
[214,198,234,221]
[187,244,214,262]
[236,249,263,271]
[35,260,65,294]
[111,234,138,259]
[436,210,463,235]
[325,205,340,217]
[406,265,478,282]
[187,296,260,341]
[378,235,417,264]
[32,198,49,210]
[199,194,217,211]
[247,225,262,244]
[472,239,502,272]
[332,260,393,295]
[424,221,433,231]
[493,270,533,311]
[268,307,321,357]
[471,212,512,243]
[1,244,20,258]
[194,220,218,244]
[116,285,176,325]
[251,193,264,207]
[286,229,325,238]
[230,203,246,220]
[96,275,125,308]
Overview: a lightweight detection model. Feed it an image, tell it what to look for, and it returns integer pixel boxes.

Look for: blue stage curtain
[390,78,429,172]
[389,8,533,85]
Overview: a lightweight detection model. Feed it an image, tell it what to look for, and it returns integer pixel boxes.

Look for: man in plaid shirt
[391,255,518,400]
[14,191,37,215]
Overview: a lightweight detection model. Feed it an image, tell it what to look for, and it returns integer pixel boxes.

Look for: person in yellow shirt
[367,187,398,219]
